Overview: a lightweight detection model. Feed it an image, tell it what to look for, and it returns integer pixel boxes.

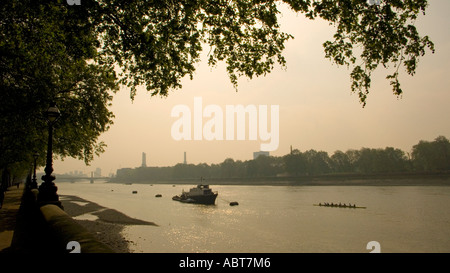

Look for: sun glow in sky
[54,1,450,176]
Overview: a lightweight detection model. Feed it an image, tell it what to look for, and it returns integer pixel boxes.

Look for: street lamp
[37,102,62,208]
[31,152,39,189]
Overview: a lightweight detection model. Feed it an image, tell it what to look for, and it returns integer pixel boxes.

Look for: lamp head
[45,103,61,124]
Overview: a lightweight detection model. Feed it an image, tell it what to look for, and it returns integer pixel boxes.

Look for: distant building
[116,168,133,178]
[253,151,270,159]
[94,168,101,177]
[72,170,87,177]
[184,151,187,164]
[142,152,147,167]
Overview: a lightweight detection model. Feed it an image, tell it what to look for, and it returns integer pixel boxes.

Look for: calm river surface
[58,181,450,253]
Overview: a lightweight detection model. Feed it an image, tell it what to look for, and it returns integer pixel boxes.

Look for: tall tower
[183,152,187,164]
[142,152,147,167]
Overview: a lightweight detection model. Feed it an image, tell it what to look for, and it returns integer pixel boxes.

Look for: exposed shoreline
[60,195,157,253]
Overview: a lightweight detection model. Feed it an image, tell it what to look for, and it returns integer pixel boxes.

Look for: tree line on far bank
[114,135,450,182]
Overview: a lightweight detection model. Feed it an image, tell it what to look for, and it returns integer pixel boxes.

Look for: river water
[58,181,450,253]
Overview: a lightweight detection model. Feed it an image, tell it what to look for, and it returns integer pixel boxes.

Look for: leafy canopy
[0,0,434,174]
[88,0,434,105]
[1,0,117,171]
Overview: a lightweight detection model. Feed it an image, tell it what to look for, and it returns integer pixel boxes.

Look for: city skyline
[51,1,450,176]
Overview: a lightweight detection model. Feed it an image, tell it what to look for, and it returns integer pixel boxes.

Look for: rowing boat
[313,204,366,209]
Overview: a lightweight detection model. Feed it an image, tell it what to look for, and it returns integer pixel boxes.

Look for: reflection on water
[58,182,450,253]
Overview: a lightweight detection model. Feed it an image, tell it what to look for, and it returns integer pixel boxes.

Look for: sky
[53,1,450,177]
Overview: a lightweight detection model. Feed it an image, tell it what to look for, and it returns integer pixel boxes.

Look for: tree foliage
[303,0,435,106]
[0,0,117,173]
[81,0,434,104]
[114,136,450,182]
[1,0,435,176]
[412,136,450,171]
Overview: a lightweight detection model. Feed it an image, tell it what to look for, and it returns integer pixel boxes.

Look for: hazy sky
[53,1,450,176]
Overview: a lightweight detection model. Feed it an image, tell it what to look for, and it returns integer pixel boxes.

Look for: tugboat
[172,184,218,205]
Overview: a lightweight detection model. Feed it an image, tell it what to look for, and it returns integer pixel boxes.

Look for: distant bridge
[55,176,111,183]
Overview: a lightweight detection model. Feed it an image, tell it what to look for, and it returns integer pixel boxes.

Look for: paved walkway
[0,184,23,251]
[0,184,120,253]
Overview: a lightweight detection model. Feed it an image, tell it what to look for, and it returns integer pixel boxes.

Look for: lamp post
[31,152,39,189]
[37,103,62,208]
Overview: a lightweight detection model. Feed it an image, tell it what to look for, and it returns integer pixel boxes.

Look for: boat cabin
[188,184,214,196]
